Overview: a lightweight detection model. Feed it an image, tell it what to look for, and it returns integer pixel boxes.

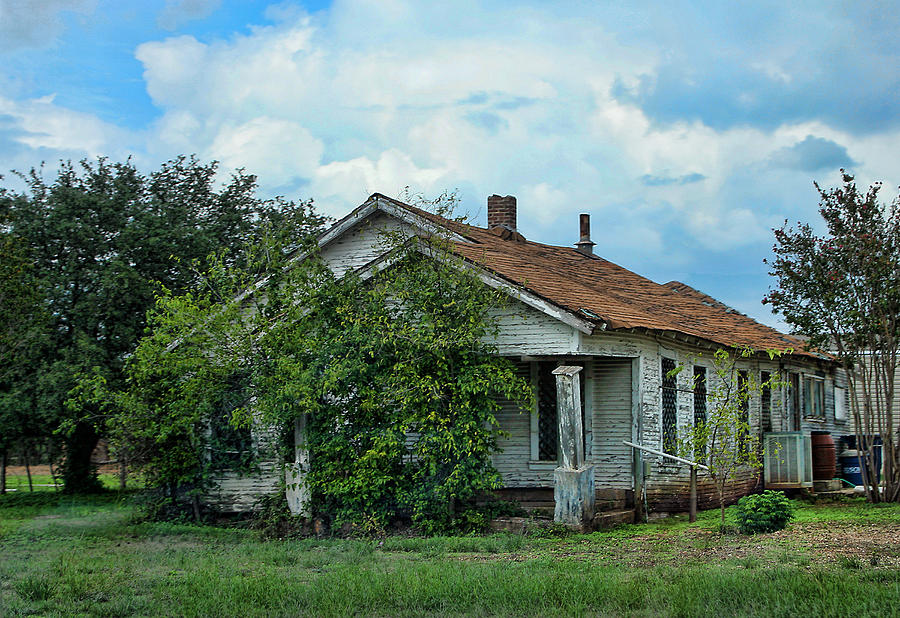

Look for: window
[537,361,559,461]
[760,371,772,433]
[533,361,585,462]
[788,372,801,430]
[737,370,750,455]
[803,376,825,419]
[693,366,707,462]
[693,366,707,426]
[209,374,253,469]
[834,386,848,422]
[661,358,677,454]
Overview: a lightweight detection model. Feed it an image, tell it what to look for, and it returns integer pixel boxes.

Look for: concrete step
[813,479,843,492]
[810,487,857,501]
[521,501,628,518]
[592,509,635,530]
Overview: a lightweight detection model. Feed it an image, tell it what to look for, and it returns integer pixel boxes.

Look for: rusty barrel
[811,431,836,481]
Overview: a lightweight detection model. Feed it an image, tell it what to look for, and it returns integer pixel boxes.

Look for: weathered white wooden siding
[591,358,634,489]
[578,331,649,358]
[626,339,789,470]
[206,461,282,512]
[847,361,900,440]
[492,357,635,490]
[206,422,282,512]
[318,211,414,277]
[488,303,578,356]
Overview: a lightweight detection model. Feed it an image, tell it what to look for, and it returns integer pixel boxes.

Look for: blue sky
[2,0,899,330]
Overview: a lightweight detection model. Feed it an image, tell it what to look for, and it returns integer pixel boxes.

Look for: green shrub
[735,490,793,534]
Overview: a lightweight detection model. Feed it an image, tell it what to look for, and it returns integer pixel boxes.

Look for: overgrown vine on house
[79,193,534,531]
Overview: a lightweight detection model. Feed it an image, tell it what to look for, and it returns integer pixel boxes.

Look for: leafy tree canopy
[766,171,900,502]
[0,156,327,492]
[0,216,48,473]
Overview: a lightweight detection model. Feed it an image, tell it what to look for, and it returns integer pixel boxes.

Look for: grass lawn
[3,467,139,493]
[1,493,898,617]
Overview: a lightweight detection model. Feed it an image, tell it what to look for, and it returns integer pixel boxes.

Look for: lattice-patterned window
[661,357,677,454]
[537,361,559,461]
[760,371,772,432]
[693,366,707,462]
[209,373,253,469]
[737,370,750,455]
[693,366,707,426]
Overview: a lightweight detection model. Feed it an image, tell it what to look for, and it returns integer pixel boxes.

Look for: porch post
[285,414,311,517]
[552,366,595,530]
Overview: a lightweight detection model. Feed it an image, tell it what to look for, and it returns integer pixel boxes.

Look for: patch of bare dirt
[456,520,900,569]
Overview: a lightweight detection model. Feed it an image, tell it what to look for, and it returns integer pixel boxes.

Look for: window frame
[529,360,588,464]
[803,375,825,419]
[692,365,707,462]
[661,357,678,455]
[834,385,848,422]
[760,370,772,433]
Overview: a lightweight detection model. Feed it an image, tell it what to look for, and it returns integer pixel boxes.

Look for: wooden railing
[624,441,708,523]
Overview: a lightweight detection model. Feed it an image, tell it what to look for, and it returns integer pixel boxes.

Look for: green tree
[676,348,781,525]
[766,172,900,502]
[0,219,48,492]
[94,195,533,531]
[0,157,326,492]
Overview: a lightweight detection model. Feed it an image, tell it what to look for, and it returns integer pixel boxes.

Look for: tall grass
[1,494,898,617]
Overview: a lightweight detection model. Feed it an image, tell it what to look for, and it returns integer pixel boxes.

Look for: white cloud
[312,149,446,215]
[208,117,324,187]
[128,2,900,260]
[0,94,129,157]
[2,0,899,313]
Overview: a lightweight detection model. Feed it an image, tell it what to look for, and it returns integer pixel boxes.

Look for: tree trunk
[717,481,726,527]
[191,494,202,523]
[1,448,6,494]
[24,442,33,492]
[119,454,127,490]
[49,459,58,492]
[61,421,102,494]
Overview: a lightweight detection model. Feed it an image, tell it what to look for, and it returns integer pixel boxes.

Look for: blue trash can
[840,440,882,486]
[839,450,863,486]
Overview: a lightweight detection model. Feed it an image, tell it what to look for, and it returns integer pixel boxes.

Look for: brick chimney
[575,213,595,255]
[487,195,517,231]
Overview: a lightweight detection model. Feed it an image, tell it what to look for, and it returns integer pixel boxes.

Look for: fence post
[689,465,697,523]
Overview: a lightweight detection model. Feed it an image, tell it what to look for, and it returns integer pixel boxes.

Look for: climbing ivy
[84,196,533,531]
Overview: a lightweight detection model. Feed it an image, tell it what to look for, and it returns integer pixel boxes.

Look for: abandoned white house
[207,193,850,517]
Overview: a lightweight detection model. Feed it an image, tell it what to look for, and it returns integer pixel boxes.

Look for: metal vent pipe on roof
[575,213,596,255]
